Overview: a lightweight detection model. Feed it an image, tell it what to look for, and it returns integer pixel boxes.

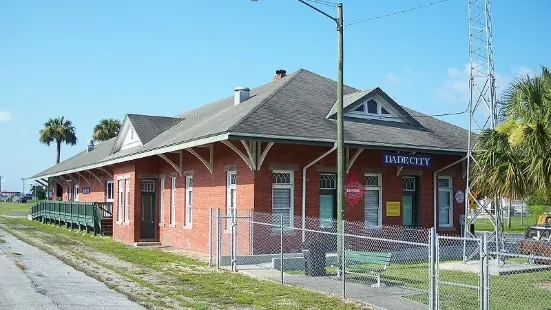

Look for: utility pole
[335,3,345,265]
[0,176,3,194]
[21,178,27,196]
[250,0,345,264]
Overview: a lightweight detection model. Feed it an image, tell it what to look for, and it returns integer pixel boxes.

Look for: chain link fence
[207,208,551,309]
[487,236,551,310]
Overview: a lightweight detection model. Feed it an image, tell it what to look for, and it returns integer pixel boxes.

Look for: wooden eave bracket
[222,140,274,171]
[86,169,104,185]
[346,148,364,174]
[158,153,183,177]
[35,180,48,187]
[98,167,113,180]
[67,173,79,184]
[222,140,255,170]
[76,172,91,186]
[256,141,273,170]
[187,146,213,174]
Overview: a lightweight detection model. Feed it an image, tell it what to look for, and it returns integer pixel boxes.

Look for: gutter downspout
[433,156,468,230]
[302,143,337,242]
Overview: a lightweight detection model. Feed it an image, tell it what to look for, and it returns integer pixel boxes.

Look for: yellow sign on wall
[386,201,401,216]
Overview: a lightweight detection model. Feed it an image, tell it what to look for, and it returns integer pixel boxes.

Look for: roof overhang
[29,133,229,180]
[228,132,467,156]
[30,130,467,181]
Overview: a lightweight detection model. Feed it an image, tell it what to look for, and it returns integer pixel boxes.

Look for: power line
[299,0,337,8]
[383,107,468,120]
[345,0,456,29]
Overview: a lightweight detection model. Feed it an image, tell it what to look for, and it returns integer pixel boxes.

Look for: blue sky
[0,0,549,191]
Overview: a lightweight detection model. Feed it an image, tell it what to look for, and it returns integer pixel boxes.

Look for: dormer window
[367,100,378,114]
[346,99,404,123]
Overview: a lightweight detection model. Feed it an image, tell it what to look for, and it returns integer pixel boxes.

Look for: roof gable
[326,88,422,127]
[111,117,142,153]
[111,114,183,154]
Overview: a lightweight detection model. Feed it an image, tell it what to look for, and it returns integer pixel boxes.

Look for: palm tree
[472,66,551,203]
[39,117,78,164]
[93,118,121,142]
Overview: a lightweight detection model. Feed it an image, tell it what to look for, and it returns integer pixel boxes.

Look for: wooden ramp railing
[30,201,114,236]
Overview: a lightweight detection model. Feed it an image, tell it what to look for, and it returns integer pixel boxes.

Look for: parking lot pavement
[0,228,145,310]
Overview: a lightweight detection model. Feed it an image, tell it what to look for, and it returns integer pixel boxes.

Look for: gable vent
[234,87,250,106]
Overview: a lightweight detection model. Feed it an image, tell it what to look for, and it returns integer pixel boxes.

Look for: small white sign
[455,190,465,204]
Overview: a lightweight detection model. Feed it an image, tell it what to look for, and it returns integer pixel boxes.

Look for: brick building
[30,69,468,252]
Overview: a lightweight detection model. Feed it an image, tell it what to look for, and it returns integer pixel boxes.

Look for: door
[402,176,419,227]
[141,193,155,239]
[319,174,337,251]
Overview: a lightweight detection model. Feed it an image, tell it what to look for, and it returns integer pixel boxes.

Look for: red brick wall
[112,162,137,244]
[157,142,255,254]
[255,143,465,234]
[60,139,465,253]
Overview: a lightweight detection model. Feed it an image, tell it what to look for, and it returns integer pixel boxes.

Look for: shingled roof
[31,69,469,179]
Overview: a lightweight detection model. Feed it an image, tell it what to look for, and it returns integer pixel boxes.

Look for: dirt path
[0,228,145,310]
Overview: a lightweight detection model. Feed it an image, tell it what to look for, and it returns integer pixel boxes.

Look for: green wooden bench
[343,250,392,287]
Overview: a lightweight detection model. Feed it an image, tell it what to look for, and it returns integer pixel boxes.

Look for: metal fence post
[216,208,221,269]
[435,233,440,310]
[483,233,489,310]
[231,209,237,272]
[479,234,484,310]
[341,230,346,298]
[429,227,435,310]
[208,208,213,267]
[280,215,284,284]
[249,209,253,255]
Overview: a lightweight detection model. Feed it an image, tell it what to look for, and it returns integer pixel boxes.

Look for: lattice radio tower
[463,0,501,261]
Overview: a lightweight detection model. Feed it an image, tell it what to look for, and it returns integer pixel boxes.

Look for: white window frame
[364,174,382,227]
[438,176,453,228]
[67,186,72,201]
[272,170,294,228]
[124,179,130,224]
[184,176,193,228]
[74,184,79,202]
[159,176,165,225]
[347,99,404,123]
[117,179,123,223]
[106,181,114,202]
[169,176,176,227]
[226,172,237,230]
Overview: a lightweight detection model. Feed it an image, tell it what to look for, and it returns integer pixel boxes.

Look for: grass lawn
[0,202,32,215]
[287,261,550,310]
[473,216,536,233]
[386,263,550,310]
[0,216,368,310]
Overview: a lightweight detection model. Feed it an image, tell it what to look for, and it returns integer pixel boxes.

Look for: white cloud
[0,110,14,123]
[436,65,534,102]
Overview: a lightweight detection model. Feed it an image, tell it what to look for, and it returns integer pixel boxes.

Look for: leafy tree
[93,118,121,142]
[39,117,78,164]
[472,66,551,202]
[30,185,46,200]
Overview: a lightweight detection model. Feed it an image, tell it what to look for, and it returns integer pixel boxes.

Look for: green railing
[30,200,113,236]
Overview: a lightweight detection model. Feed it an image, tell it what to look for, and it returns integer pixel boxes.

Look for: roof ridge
[128,113,182,120]
[228,69,305,132]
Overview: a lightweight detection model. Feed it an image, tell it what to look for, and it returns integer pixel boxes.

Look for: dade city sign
[383,152,432,168]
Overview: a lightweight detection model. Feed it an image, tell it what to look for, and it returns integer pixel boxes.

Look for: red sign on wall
[344,175,366,207]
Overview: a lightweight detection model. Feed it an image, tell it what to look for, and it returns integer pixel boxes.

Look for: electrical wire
[344,0,456,29]
[299,0,337,8]
[383,107,468,120]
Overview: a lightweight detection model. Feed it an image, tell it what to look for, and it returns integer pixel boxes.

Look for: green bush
[527,204,549,221]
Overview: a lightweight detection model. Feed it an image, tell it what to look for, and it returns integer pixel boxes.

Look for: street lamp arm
[296,0,338,24]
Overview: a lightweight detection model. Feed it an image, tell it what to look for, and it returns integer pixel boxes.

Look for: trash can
[302,238,327,276]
